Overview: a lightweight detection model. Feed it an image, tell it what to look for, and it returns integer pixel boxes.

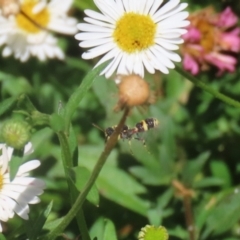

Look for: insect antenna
[92,123,104,132]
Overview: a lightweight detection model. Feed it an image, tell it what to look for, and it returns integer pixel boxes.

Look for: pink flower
[181,7,240,75]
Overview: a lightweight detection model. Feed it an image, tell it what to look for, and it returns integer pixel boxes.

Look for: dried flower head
[114,74,150,111]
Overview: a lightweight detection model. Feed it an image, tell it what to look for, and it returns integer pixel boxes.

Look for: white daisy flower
[0,143,45,232]
[75,0,190,78]
[0,0,77,62]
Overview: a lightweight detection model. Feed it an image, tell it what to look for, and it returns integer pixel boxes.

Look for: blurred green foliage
[1,0,240,240]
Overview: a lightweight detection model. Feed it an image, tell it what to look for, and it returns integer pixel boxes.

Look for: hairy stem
[183,196,195,240]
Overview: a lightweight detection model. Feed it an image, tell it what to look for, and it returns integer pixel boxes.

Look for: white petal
[85,9,115,24]
[143,0,155,14]
[82,42,115,59]
[80,38,112,48]
[48,18,77,35]
[75,32,111,41]
[83,17,114,28]
[117,53,130,75]
[48,0,73,13]
[94,0,121,20]
[155,39,179,50]
[142,53,155,74]
[154,4,188,22]
[17,160,40,175]
[155,0,180,17]
[146,49,169,74]
[101,53,123,78]
[95,47,120,67]
[24,142,33,155]
[149,0,163,16]
[155,45,181,62]
[77,23,113,33]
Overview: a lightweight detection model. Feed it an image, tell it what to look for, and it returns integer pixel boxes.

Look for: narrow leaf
[25,201,53,240]
[103,219,118,240]
[64,61,109,132]
[182,151,210,186]
[0,96,17,116]
[204,191,240,236]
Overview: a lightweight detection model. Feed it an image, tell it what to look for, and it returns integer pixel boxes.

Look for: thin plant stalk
[44,107,130,240]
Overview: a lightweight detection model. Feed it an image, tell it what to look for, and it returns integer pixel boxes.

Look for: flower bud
[1,119,30,149]
[138,225,168,240]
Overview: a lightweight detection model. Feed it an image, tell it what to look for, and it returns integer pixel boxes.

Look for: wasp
[94,118,159,150]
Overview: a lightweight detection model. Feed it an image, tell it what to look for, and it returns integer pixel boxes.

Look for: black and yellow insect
[99,118,159,148]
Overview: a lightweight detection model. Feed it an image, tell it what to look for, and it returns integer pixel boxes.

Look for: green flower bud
[138,225,168,240]
[1,119,30,149]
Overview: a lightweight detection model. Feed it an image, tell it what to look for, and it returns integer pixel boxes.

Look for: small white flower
[75,0,190,78]
[0,0,77,62]
[0,143,45,232]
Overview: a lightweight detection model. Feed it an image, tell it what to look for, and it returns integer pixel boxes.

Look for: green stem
[175,65,240,108]
[44,108,130,240]
[56,131,91,240]
[57,131,73,168]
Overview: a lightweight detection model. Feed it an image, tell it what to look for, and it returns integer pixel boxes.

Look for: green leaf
[25,201,53,240]
[0,233,7,240]
[147,190,174,226]
[193,177,224,188]
[0,71,32,96]
[9,149,24,181]
[42,217,64,231]
[166,70,188,99]
[167,225,188,239]
[90,218,117,240]
[69,166,99,205]
[0,96,17,116]
[210,160,232,188]
[79,145,149,215]
[64,61,109,132]
[182,151,210,186]
[203,191,240,237]
[129,166,170,185]
[90,217,105,240]
[103,219,118,240]
[73,0,96,11]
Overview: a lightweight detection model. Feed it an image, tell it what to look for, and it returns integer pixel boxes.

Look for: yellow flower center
[16,0,50,33]
[113,13,156,53]
[197,19,215,53]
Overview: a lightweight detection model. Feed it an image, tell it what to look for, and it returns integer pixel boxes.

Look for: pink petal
[183,54,199,75]
[218,7,238,28]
